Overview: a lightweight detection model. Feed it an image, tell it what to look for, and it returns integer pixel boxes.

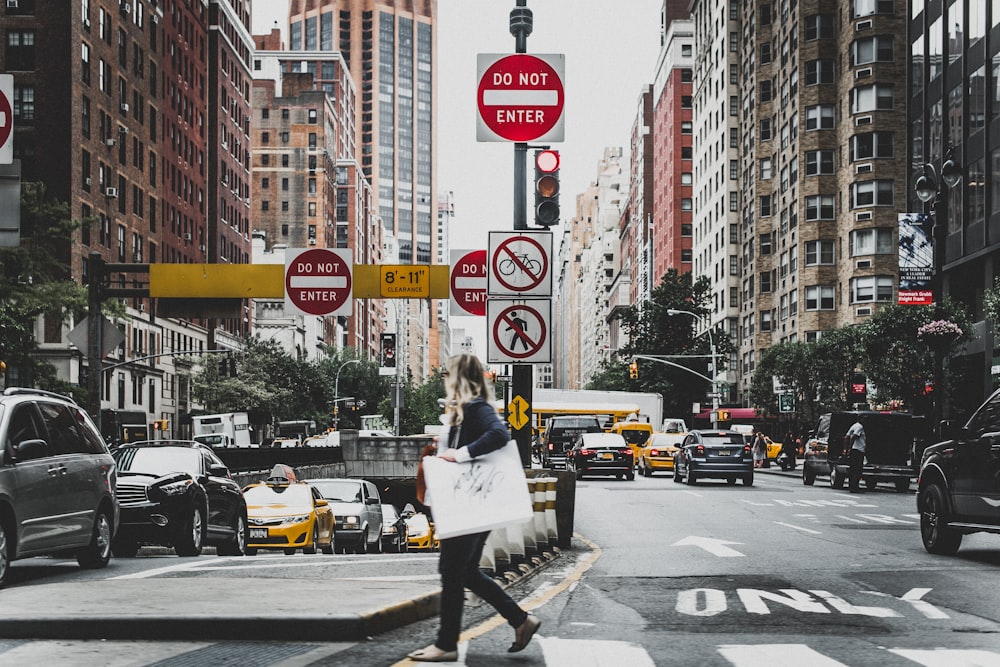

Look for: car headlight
[343,515,359,525]
[159,478,194,496]
[282,514,311,524]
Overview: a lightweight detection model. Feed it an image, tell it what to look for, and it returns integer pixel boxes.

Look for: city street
[1,468,998,665]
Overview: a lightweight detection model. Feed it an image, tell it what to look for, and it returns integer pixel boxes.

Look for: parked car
[801,435,829,485]
[308,478,384,554]
[112,440,247,557]
[567,432,635,481]
[637,432,681,476]
[809,411,919,492]
[243,465,335,556]
[917,389,1000,555]
[380,503,409,553]
[673,430,753,486]
[0,388,119,588]
[540,415,603,469]
[402,506,439,551]
[272,437,301,448]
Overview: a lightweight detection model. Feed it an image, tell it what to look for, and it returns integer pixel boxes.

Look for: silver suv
[0,388,119,587]
[308,478,384,554]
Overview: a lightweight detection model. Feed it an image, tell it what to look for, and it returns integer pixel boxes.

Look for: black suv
[0,388,119,587]
[541,416,603,469]
[112,440,247,557]
[917,389,1000,555]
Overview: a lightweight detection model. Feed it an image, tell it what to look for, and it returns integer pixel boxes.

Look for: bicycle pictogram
[497,252,543,277]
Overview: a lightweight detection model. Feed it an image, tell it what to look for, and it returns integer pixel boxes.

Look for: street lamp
[666,308,719,429]
[333,359,361,429]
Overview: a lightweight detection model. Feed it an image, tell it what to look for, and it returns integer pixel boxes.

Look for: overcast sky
[252,0,665,355]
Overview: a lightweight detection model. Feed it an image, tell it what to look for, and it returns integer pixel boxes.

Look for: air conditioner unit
[855,115,873,126]
[138,303,146,312]
[84,177,91,186]
[855,67,873,79]
[183,233,192,241]
[855,163,873,174]
[120,2,131,14]
[6,0,18,8]
[105,187,118,198]
[199,244,206,251]
[220,139,227,149]
[856,307,873,317]
[151,14,159,24]
[855,259,873,269]
[83,18,90,28]
[308,239,317,245]
[855,211,873,221]
[855,20,873,31]
[105,138,116,147]
[120,103,130,112]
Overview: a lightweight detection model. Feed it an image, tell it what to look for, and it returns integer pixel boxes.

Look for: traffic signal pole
[510,1,533,466]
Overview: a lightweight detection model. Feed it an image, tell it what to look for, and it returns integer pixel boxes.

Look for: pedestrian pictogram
[284,248,353,317]
[476,53,565,143]
[450,249,487,316]
[488,231,552,297]
[487,299,551,364]
[0,74,13,165]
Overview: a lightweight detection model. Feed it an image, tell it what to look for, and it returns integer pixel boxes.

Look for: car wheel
[284,548,297,555]
[373,527,384,554]
[626,472,635,481]
[399,532,409,553]
[112,538,140,558]
[304,525,319,554]
[686,470,697,485]
[742,473,754,486]
[830,468,845,490]
[76,509,113,570]
[673,464,681,483]
[642,463,652,477]
[321,530,335,555]
[217,514,246,557]
[355,530,368,555]
[174,505,205,557]
[803,467,816,485]
[0,523,9,588]
[865,477,877,491]
[920,483,963,555]
[726,477,737,485]
[894,479,910,493]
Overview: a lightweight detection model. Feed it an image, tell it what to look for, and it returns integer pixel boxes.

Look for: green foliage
[984,277,1000,326]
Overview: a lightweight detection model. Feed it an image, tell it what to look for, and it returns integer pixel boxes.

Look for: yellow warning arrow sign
[507,395,529,431]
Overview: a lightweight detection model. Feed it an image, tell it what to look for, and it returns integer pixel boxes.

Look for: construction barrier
[480,474,559,575]
[543,477,558,546]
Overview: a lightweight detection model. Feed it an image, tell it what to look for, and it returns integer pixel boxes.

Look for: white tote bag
[421,440,533,540]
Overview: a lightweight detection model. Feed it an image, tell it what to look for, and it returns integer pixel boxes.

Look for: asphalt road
[2,468,998,666]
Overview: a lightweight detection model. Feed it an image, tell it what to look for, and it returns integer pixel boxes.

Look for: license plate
[600,453,614,460]
[718,449,730,456]
[249,528,268,540]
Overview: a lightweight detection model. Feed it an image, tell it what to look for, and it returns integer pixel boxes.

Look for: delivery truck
[192,412,252,448]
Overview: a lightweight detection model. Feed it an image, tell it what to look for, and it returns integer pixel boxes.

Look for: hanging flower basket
[917,320,963,350]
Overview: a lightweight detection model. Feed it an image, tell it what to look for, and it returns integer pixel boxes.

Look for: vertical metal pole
[87,251,104,430]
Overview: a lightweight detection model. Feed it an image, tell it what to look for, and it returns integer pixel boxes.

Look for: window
[851,84,894,113]
[261,178,269,189]
[805,285,835,310]
[852,0,894,18]
[850,132,894,160]
[681,198,692,211]
[6,30,36,70]
[681,95,692,108]
[806,60,835,85]
[805,195,835,220]
[308,108,317,124]
[681,172,693,185]
[760,43,772,64]
[761,311,773,332]
[852,36,894,65]
[760,194,772,217]
[851,276,894,303]
[760,80,773,102]
[851,180,894,208]
[13,85,34,121]
[805,104,835,130]
[261,131,269,144]
[805,240,835,265]
[760,232,773,255]
[681,146,693,159]
[81,42,91,84]
[760,158,772,179]
[760,119,772,141]
[681,121,692,134]
[760,271,773,293]
[805,150,835,175]
[804,15,834,40]
[850,227,895,255]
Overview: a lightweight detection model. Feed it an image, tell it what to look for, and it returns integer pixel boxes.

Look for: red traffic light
[535,149,560,173]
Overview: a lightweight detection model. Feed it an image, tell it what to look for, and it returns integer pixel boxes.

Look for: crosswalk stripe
[717,644,849,666]
[888,648,1000,667]
[537,637,655,666]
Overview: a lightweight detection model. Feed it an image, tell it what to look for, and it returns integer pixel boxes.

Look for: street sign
[476,53,565,142]
[507,395,529,431]
[779,393,795,413]
[0,74,13,164]
[487,298,551,364]
[284,248,352,317]
[488,231,552,297]
[450,249,487,316]
[380,264,430,297]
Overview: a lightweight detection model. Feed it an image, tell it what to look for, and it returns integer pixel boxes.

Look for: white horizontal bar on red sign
[289,277,349,289]
[453,276,486,289]
[482,90,560,105]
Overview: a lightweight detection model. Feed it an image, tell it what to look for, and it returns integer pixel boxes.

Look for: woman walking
[752,429,767,469]
[408,353,541,662]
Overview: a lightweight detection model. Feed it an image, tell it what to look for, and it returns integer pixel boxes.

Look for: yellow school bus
[609,421,655,464]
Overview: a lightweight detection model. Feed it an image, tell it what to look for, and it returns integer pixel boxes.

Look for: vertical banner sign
[450,249,488,316]
[284,248,353,316]
[898,213,934,305]
[476,54,565,143]
[0,74,13,165]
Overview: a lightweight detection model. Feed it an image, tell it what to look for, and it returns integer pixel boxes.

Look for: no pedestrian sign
[487,299,551,364]
[477,53,565,143]
[284,248,352,317]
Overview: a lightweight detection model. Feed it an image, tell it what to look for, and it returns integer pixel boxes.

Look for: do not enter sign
[451,249,487,317]
[0,74,13,165]
[284,248,353,317]
[477,53,565,143]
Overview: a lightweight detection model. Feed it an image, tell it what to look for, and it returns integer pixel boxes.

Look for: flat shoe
[408,646,458,662]
[508,614,541,653]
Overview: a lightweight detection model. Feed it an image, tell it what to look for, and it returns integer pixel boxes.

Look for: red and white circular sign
[0,74,13,162]
[451,249,487,317]
[477,54,565,142]
[284,248,352,317]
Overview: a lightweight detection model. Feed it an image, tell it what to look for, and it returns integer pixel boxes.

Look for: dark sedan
[112,441,247,557]
[673,430,754,486]
[567,432,635,481]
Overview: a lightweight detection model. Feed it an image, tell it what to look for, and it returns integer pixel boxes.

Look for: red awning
[694,407,763,421]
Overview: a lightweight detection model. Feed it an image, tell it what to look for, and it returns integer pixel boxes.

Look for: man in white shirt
[844,420,866,493]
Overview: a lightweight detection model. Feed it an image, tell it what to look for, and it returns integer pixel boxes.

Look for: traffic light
[629,361,638,379]
[152,419,169,431]
[716,409,731,422]
[380,333,396,368]
[534,149,560,227]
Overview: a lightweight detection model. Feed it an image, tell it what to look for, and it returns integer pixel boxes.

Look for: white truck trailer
[532,388,663,431]
[192,412,252,448]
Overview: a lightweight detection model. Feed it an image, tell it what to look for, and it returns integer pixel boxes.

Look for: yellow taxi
[637,432,683,476]
[243,464,335,556]
[764,436,782,461]
[609,421,654,465]
[403,507,439,551]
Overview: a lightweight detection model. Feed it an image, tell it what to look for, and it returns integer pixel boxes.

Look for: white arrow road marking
[671,536,745,557]
[538,638,655,666]
[889,648,1000,666]
[718,643,848,666]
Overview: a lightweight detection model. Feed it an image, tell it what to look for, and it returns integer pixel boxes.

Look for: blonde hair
[443,353,495,425]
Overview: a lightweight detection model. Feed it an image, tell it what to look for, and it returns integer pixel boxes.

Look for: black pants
[435,531,528,652]
[849,448,865,491]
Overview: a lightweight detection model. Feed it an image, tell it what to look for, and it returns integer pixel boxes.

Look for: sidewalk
[0,549,560,642]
